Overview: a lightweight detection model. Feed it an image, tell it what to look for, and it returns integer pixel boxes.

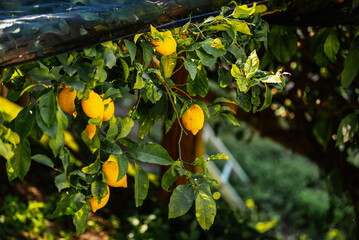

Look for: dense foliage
[0,2,285,235]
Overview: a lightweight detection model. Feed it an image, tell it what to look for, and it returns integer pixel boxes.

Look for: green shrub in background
[209,121,355,239]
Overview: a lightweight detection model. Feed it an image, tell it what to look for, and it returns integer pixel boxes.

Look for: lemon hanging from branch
[181,104,204,135]
[102,160,127,188]
[58,86,77,116]
[151,30,177,56]
[81,90,104,119]
[89,185,110,212]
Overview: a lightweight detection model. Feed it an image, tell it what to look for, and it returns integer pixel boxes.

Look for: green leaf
[336,114,358,146]
[232,64,249,92]
[0,139,14,161]
[91,180,108,204]
[324,31,340,62]
[59,148,70,173]
[14,105,35,139]
[195,189,216,230]
[116,154,129,181]
[193,156,207,174]
[54,173,70,192]
[230,20,251,35]
[124,39,137,63]
[63,76,85,91]
[120,58,129,81]
[195,49,217,67]
[35,108,58,138]
[27,67,55,82]
[212,97,236,105]
[49,106,68,157]
[103,48,117,69]
[134,162,149,207]
[187,65,209,97]
[244,50,259,79]
[341,40,359,88]
[31,154,54,168]
[143,83,160,104]
[161,52,177,79]
[221,113,240,126]
[218,68,233,88]
[39,90,56,126]
[259,84,272,111]
[117,117,134,139]
[161,161,185,192]
[232,3,256,18]
[134,73,145,89]
[169,184,195,218]
[6,160,17,181]
[140,42,153,70]
[227,45,245,61]
[236,92,252,112]
[82,158,101,174]
[184,58,197,80]
[268,25,297,62]
[100,140,122,155]
[10,139,31,181]
[73,202,91,236]
[104,87,122,99]
[128,142,174,166]
[83,47,97,57]
[207,153,229,161]
[201,38,226,58]
[49,193,74,218]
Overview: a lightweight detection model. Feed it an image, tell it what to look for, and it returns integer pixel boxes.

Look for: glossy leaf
[169,184,195,218]
[31,154,54,168]
[161,52,177,79]
[116,154,129,181]
[10,139,31,181]
[341,40,359,88]
[14,105,35,139]
[124,39,137,63]
[268,25,297,63]
[54,173,70,192]
[129,142,174,166]
[91,180,108,204]
[39,90,56,126]
[117,117,134,139]
[195,189,216,230]
[73,202,91,236]
[324,31,340,62]
[187,65,209,97]
[134,162,149,207]
[184,58,197,80]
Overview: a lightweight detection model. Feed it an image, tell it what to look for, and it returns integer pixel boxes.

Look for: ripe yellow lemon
[58,86,77,116]
[103,98,115,121]
[85,124,96,140]
[151,30,177,56]
[81,90,104,119]
[102,160,127,188]
[181,104,204,135]
[89,185,110,212]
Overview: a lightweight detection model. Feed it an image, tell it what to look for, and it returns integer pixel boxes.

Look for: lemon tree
[0,3,285,235]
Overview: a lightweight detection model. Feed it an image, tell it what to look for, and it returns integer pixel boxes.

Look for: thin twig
[131,90,141,119]
[190,23,206,39]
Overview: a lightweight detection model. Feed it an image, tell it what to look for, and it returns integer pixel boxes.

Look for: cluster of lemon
[150,30,205,135]
[58,86,114,139]
[89,160,127,212]
[58,86,126,212]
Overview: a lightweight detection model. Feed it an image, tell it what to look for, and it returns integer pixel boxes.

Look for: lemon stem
[155,73,188,161]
